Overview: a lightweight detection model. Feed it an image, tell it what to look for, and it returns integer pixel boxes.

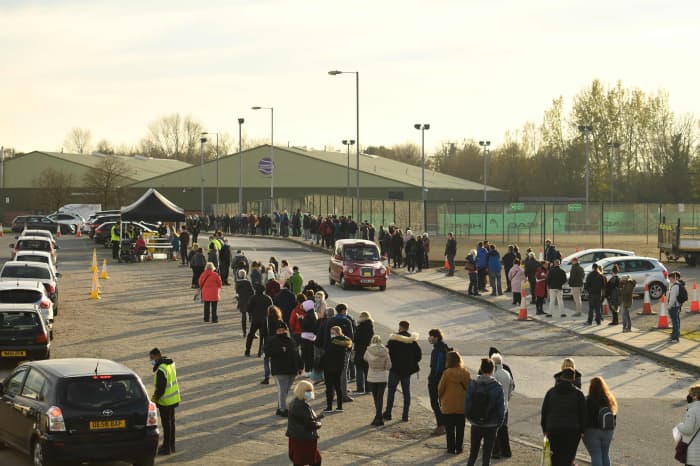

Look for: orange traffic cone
[55,223,61,238]
[91,248,98,273]
[76,226,82,237]
[657,295,669,329]
[89,270,101,300]
[443,257,450,270]
[638,284,656,315]
[100,259,109,280]
[518,289,529,321]
[602,298,609,316]
[690,281,700,313]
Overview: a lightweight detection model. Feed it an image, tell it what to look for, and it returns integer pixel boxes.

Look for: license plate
[362,271,372,277]
[89,419,126,430]
[1,351,26,357]
[360,279,375,284]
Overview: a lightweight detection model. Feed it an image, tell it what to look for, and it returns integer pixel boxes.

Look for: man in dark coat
[384,320,422,422]
[235,270,254,337]
[218,240,232,285]
[245,284,273,357]
[264,322,303,416]
[428,329,450,436]
[584,264,607,325]
[444,233,457,276]
[274,285,297,324]
[178,226,190,266]
[540,368,586,466]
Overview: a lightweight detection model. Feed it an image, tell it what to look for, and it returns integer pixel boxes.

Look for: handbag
[676,427,700,463]
[541,436,552,466]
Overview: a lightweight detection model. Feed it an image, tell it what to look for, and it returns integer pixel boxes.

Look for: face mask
[304,391,315,401]
[688,395,694,404]
[150,360,156,367]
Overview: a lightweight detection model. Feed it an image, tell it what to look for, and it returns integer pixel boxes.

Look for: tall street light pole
[252,106,274,214]
[607,141,621,204]
[578,125,593,220]
[238,118,245,213]
[341,139,356,199]
[202,132,220,210]
[199,136,208,217]
[329,70,360,219]
[415,124,430,233]
[479,140,491,240]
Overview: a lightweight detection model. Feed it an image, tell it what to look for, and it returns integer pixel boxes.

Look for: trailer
[658,219,700,266]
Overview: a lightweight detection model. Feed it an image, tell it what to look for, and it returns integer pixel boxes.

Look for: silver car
[560,248,634,273]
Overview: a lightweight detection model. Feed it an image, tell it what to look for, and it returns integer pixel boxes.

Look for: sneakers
[335,407,344,412]
[343,395,354,403]
[401,415,409,422]
[323,407,334,414]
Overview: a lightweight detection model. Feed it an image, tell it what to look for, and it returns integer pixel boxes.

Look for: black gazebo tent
[120,188,186,222]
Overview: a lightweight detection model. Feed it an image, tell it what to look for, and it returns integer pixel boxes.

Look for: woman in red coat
[534,261,549,316]
[199,262,223,323]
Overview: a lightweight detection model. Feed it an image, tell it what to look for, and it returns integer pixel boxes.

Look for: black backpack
[467,383,494,424]
[598,406,616,430]
[677,281,688,305]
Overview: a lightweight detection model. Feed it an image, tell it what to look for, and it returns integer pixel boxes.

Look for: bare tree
[32,168,74,211]
[139,113,204,163]
[95,139,115,155]
[83,157,134,209]
[64,127,92,154]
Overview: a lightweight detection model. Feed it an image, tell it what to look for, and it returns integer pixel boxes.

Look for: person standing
[149,348,180,456]
[464,358,505,466]
[428,329,450,436]
[547,259,568,318]
[444,233,457,277]
[583,376,617,466]
[535,261,550,317]
[476,242,489,292]
[322,326,353,413]
[675,384,700,466]
[264,322,303,417]
[384,320,422,422]
[668,271,685,343]
[502,245,516,293]
[364,335,391,426]
[524,252,539,302]
[299,300,318,375]
[189,246,206,289]
[487,244,503,296]
[438,351,471,455]
[286,266,304,295]
[554,357,583,389]
[245,284,273,357]
[541,368,586,466]
[405,231,417,273]
[110,222,121,260]
[568,257,585,317]
[606,265,621,326]
[198,262,222,323]
[620,275,636,332]
[179,226,190,266]
[466,250,479,296]
[491,353,514,459]
[353,311,374,395]
[585,264,607,325]
[236,270,254,337]
[219,239,232,285]
[508,259,525,306]
[286,380,323,466]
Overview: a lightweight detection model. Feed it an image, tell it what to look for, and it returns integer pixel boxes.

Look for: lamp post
[252,106,274,214]
[607,141,621,204]
[341,139,356,200]
[414,124,430,233]
[329,70,360,219]
[578,125,593,219]
[479,140,491,240]
[199,136,208,217]
[238,118,245,213]
[201,132,219,211]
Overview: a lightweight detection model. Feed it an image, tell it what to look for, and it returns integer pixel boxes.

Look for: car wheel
[33,440,58,466]
[648,281,666,300]
[133,457,155,466]
[379,285,386,291]
[340,275,349,290]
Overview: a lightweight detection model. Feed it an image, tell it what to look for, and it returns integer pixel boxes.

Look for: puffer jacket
[547,265,567,290]
[438,367,471,415]
[354,320,374,366]
[198,269,222,302]
[322,335,352,373]
[364,343,391,383]
[568,263,585,287]
[677,400,700,466]
[541,380,586,434]
[387,331,422,377]
[286,398,321,441]
[464,375,505,427]
[508,266,526,293]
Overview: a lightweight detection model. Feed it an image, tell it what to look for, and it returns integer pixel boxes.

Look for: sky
[1,0,699,155]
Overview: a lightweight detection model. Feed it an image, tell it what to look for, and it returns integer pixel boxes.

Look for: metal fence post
[600,202,605,248]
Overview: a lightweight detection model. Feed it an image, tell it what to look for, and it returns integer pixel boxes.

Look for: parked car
[13,250,58,275]
[0,280,55,324]
[563,255,669,300]
[95,221,155,248]
[329,239,387,291]
[87,214,121,238]
[0,304,51,362]
[83,210,120,233]
[10,216,74,234]
[0,358,159,466]
[11,236,57,263]
[47,212,85,233]
[560,248,635,273]
[0,262,61,312]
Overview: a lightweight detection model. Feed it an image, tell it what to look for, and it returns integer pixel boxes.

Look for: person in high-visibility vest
[149,347,181,456]
[110,222,121,260]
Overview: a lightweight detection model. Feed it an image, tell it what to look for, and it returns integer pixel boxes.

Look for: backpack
[677,281,688,305]
[467,383,495,424]
[598,406,616,430]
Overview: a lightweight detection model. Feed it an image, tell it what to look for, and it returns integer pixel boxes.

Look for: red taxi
[329,239,387,291]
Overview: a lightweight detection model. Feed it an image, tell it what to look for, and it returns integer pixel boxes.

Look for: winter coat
[207,249,219,270]
[524,257,539,280]
[387,331,422,377]
[190,251,206,269]
[353,320,374,366]
[553,369,583,389]
[547,265,568,290]
[585,270,606,300]
[494,364,514,412]
[329,314,355,342]
[621,279,636,308]
[364,343,391,383]
[465,254,477,272]
[508,266,526,293]
[288,305,305,335]
[198,269,222,302]
[273,287,296,322]
[606,274,621,307]
[428,340,450,384]
[535,267,548,298]
[541,380,586,434]
[487,250,502,273]
[444,238,457,257]
[286,398,321,441]
[248,285,273,325]
[677,400,700,466]
[464,375,505,427]
[585,394,616,429]
[322,335,352,373]
[502,252,516,271]
[264,333,302,376]
[568,263,585,287]
[438,367,471,415]
[235,279,254,313]
[476,247,488,268]
[405,237,417,256]
[286,272,304,295]
[300,310,318,335]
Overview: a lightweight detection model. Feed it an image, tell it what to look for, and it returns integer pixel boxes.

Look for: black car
[0,304,51,362]
[0,358,159,466]
[10,216,73,235]
[88,215,121,238]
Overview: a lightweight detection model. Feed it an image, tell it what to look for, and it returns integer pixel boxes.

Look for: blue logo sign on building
[258,157,274,176]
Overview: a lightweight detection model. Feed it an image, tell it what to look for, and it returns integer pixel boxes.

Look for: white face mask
[150,360,156,367]
[304,391,315,401]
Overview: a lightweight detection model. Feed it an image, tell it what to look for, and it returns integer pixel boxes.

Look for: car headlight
[377,267,386,275]
[347,267,355,274]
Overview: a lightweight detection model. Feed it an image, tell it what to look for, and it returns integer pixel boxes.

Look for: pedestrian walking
[583,376,618,466]
[535,261,550,316]
[668,271,686,343]
[466,250,479,296]
[491,353,514,459]
[264,322,303,417]
[606,265,621,326]
[554,357,583,389]
[568,257,585,317]
[541,368,586,466]
[245,284,273,358]
[620,275,636,332]
[149,348,180,456]
[464,358,505,466]
[236,270,254,337]
[198,262,222,323]
[585,264,607,325]
[364,335,391,426]
[438,351,471,455]
[110,222,121,260]
[405,231,417,273]
[322,326,352,413]
[207,243,219,271]
[507,259,525,306]
[286,380,322,466]
[444,233,457,276]
[353,311,374,394]
[219,239,232,285]
[189,244,206,289]
[547,259,568,318]
[428,328,450,436]
[384,320,422,422]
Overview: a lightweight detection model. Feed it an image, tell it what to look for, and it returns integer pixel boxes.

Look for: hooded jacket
[677,400,700,466]
[322,335,353,373]
[584,269,606,299]
[364,343,391,383]
[438,367,471,415]
[428,340,450,384]
[547,265,568,290]
[568,262,585,287]
[387,331,422,377]
[235,278,254,313]
[273,287,296,322]
[152,357,179,407]
[508,266,526,293]
[541,379,586,434]
[553,369,582,389]
[248,284,273,325]
[464,375,505,427]
[264,332,302,376]
[476,246,488,268]
[487,249,502,273]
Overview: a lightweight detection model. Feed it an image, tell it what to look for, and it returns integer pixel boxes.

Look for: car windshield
[0,311,40,330]
[1,266,51,280]
[61,376,146,409]
[344,246,380,261]
[16,240,51,252]
[16,255,50,265]
[0,289,42,303]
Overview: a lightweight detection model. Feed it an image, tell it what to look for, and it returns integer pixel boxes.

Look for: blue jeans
[489,271,502,295]
[669,305,681,340]
[583,428,614,466]
[385,372,411,418]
